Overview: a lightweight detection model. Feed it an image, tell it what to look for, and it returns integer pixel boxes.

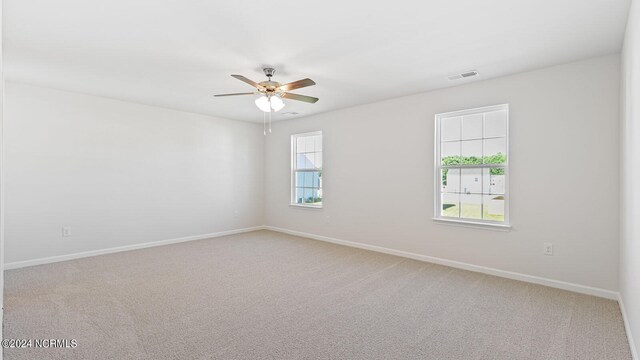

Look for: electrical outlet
[543,242,553,256]
[62,227,72,237]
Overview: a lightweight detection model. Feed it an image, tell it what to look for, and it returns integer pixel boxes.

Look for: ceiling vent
[448,70,478,81]
[281,112,300,116]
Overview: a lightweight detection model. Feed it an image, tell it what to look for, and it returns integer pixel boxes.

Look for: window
[434,104,509,227]
[291,131,323,207]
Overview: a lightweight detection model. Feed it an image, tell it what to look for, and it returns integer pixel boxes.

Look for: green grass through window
[442,203,504,222]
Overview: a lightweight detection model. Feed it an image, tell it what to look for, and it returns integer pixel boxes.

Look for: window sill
[289,204,323,210]
[432,217,511,232]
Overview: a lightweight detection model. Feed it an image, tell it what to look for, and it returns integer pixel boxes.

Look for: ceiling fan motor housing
[263,67,276,78]
[258,68,279,93]
[258,81,280,93]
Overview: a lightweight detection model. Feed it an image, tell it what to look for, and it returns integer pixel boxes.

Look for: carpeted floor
[3,230,632,359]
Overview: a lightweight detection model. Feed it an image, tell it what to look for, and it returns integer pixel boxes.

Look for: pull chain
[268,95,273,133]
[262,95,274,135]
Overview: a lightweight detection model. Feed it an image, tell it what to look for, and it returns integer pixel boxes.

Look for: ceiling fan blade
[279,78,316,92]
[214,92,255,97]
[282,92,319,103]
[231,74,263,89]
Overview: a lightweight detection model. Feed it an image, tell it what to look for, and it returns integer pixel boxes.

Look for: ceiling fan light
[270,96,285,112]
[254,96,271,112]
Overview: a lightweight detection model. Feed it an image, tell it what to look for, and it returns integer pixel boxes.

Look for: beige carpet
[3,230,632,359]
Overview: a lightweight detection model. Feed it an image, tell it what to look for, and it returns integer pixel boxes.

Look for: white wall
[265,54,620,292]
[621,0,640,356]
[4,82,264,264]
[0,0,4,353]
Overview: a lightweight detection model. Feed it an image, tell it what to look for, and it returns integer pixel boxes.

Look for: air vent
[448,70,478,81]
[281,112,300,116]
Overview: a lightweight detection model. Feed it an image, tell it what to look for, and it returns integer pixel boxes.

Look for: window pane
[296,137,305,154]
[314,153,323,168]
[296,154,306,169]
[462,113,483,140]
[296,172,304,187]
[460,194,482,220]
[305,153,315,169]
[484,110,507,138]
[441,116,461,141]
[304,136,315,153]
[461,168,482,194]
[295,188,304,204]
[441,168,460,193]
[441,141,461,165]
[311,189,322,204]
[303,188,313,203]
[314,135,322,152]
[483,137,507,164]
[461,140,482,164]
[482,168,505,194]
[312,171,321,188]
[483,194,505,221]
[442,193,460,218]
[303,172,313,187]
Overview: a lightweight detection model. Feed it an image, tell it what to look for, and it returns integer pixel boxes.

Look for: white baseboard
[619,293,639,360]
[4,226,265,270]
[264,226,619,300]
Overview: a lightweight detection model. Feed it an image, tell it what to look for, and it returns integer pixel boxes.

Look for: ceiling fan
[214,68,319,114]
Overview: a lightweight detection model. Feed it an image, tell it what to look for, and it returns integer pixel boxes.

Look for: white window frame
[433,104,510,229]
[290,131,323,208]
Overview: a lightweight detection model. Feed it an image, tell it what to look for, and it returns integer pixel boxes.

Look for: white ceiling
[5,0,630,123]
